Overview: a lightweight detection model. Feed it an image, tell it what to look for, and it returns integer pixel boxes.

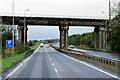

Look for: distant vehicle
[70,45,74,48]
[40,43,44,47]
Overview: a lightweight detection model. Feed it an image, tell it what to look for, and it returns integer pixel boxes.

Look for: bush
[14,41,30,54]
[28,40,33,46]
[2,32,12,48]
[109,27,120,53]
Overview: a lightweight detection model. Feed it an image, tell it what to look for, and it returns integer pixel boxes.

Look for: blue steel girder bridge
[1,16,108,50]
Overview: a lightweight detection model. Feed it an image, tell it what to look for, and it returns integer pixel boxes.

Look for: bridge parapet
[2,16,108,26]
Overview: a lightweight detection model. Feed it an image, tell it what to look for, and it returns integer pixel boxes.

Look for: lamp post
[24,9,29,49]
[24,9,29,28]
[12,0,14,55]
[102,12,108,48]
[109,0,111,20]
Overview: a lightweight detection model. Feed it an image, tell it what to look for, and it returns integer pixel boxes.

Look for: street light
[102,12,108,48]
[24,9,29,28]
[24,9,29,49]
[12,0,14,55]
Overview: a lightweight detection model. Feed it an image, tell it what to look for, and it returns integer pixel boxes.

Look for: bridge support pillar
[17,26,24,45]
[99,30,102,48]
[94,26,99,48]
[24,26,28,50]
[64,26,69,50]
[102,30,106,48]
[59,21,69,50]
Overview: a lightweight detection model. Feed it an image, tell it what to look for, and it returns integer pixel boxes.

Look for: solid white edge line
[50,47,119,79]
[60,53,119,79]
[55,69,57,72]
[5,46,40,79]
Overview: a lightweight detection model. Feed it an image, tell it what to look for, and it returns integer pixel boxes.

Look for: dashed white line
[52,63,54,66]
[46,50,61,79]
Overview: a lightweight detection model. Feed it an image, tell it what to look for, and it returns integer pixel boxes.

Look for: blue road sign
[6,40,13,48]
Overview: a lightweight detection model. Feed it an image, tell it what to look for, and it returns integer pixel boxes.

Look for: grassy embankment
[1,44,39,73]
[70,45,118,54]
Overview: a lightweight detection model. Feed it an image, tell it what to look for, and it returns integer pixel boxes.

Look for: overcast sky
[1,0,110,40]
[0,0,110,19]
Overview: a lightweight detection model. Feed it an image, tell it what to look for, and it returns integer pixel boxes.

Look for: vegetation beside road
[72,45,118,54]
[2,44,39,73]
[68,15,120,54]
[0,25,40,73]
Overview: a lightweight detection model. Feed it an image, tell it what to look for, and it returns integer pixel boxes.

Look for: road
[3,45,119,79]
[69,48,119,60]
[53,44,119,60]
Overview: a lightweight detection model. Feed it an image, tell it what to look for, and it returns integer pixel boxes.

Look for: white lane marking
[46,50,61,79]
[60,53,119,79]
[52,63,54,66]
[55,69,58,72]
[5,46,40,79]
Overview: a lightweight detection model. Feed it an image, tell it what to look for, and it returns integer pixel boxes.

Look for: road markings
[44,48,61,79]
[55,69,58,72]
[5,46,40,79]
[60,53,119,79]
[52,63,54,66]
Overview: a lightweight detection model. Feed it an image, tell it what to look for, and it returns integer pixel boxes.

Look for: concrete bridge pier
[102,29,106,48]
[17,26,24,45]
[59,27,65,49]
[99,30,102,48]
[24,26,28,49]
[94,27,106,49]
[64,26,69,50]
[94,26,99,48]
[59,21,69,50]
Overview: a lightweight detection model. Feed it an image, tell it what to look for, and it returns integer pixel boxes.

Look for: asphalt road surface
[69,48,119,60]
[53,44,119,60]
[3,45,119,79]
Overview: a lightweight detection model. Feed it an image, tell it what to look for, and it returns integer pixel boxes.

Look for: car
[70,45,74,48]
[40,43,44,47]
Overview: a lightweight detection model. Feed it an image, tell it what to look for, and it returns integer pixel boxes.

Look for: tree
[0,24,6,32]
[109,27,120,52]
[2,32,12,48]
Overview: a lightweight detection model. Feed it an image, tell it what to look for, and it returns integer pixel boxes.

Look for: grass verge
[73,45,118,54]
[1,44,39,73]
